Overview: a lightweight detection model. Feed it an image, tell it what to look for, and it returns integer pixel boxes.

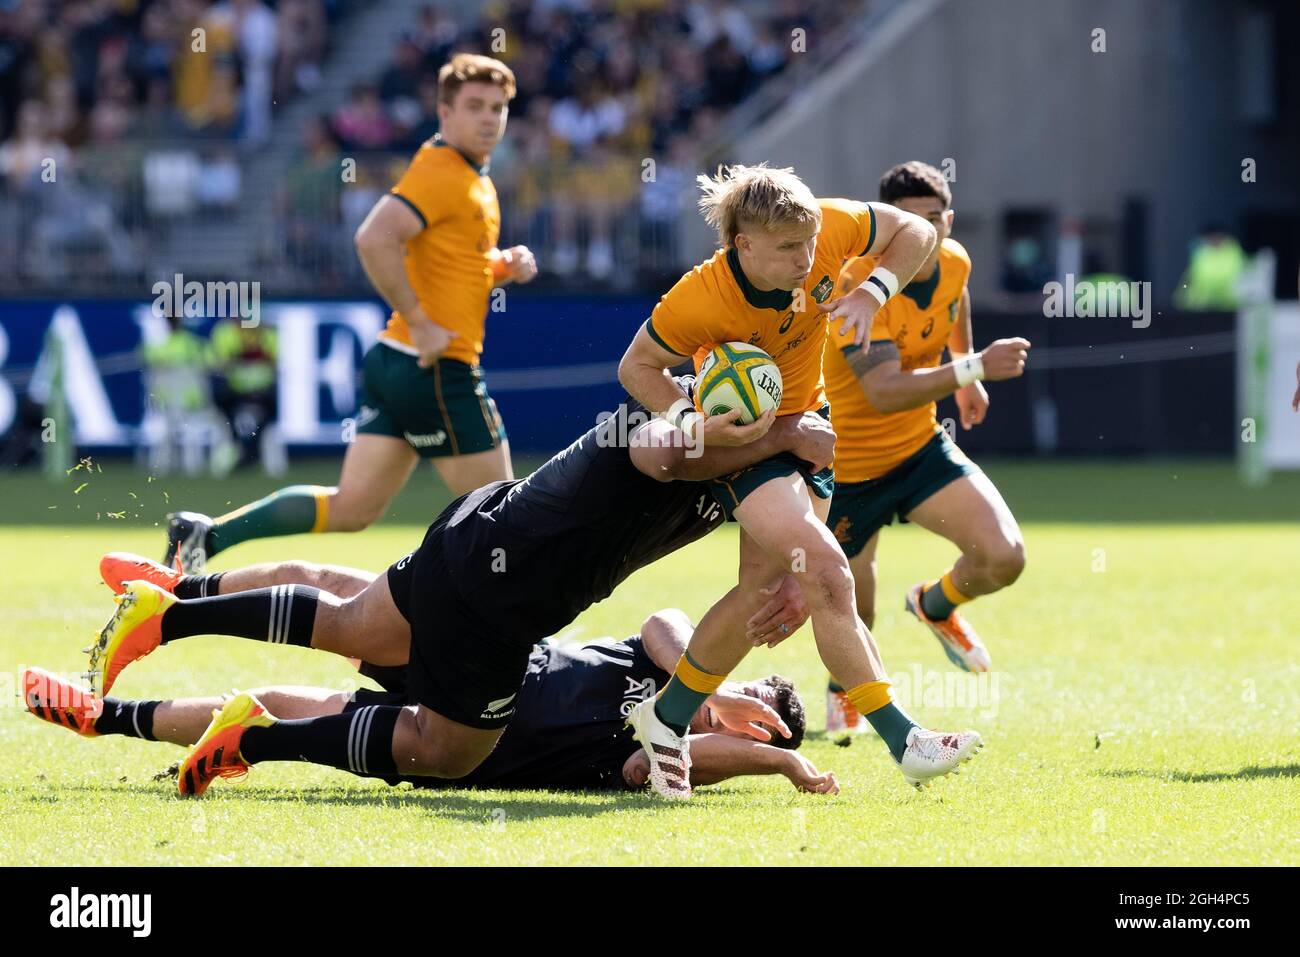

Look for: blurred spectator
[0,0,352,290]
[281,114,343,280]
[380,35,424,107]
[1,98,136,282]
[276,0,327,97]
[332,84,394,150]
[1175,226,1246,311]
[221,0,279,146]
[270,0,864,282]
[0,100,71,191]
[209,316,284,472]
[141,316,232,476]
[548,75,629,279]
[639,134,693,273]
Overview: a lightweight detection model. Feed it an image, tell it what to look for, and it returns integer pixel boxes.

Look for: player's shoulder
[817,197,875,255]
[940,237,972,271]
[817,196,870,218]
[404,139,466,176]
[661,248,729,302]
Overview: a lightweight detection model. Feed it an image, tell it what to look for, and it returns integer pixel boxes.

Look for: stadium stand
[0,0,868,293]
[0,0,355,290]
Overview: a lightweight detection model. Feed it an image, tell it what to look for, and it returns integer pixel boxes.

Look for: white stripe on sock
[355,706,377,775]
[280,585,295,645]
[267,585,281,643]
[346,706,364,772]
[130,702,143,738]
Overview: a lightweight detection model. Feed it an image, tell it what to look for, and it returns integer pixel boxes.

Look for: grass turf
[0,458,1296,866]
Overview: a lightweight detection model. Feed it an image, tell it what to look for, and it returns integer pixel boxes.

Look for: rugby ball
[697,342,783,423]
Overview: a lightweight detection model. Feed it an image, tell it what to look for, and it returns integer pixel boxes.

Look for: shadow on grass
[14,781,652,821]
[1095,764,1300,783]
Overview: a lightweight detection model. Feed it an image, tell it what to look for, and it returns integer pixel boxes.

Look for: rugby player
[616,164,983,796]
[85,380,836,797]
[163,53,537,573]
[822,161,1029,728]
[29,596,835,795]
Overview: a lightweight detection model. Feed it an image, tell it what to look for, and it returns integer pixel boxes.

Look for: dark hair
[762,674,805,750]
[879,160,951,208]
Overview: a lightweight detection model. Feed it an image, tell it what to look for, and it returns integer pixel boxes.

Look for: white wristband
[663,397,692,427]
[869,265,900,296]
[954,353,985,387]
[860,280,889,306]
[858,265,900,306]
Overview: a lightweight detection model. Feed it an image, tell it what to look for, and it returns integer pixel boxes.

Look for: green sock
[828,679,845,693]
[920,580,959,620]
[208,485,330,556]
[653,676,712,736]
[864,702,918,761]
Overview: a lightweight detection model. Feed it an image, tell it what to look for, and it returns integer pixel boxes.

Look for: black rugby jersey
[427,636,669,791]
[439,377,725,637]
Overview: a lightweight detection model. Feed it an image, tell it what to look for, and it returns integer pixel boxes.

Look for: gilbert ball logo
[49,887,151,937]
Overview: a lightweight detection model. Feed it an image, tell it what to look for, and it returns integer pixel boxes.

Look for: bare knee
[329,489,384,532]
[799,547,856,613]
[398,711,490,779]
[976,538,1026,588]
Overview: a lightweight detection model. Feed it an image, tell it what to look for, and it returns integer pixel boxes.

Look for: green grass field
[1,458,1296,866]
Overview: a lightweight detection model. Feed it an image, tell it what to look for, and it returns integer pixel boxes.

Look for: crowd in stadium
[0,0,861,288]
[321,0,859,282]
[0,0,351,283]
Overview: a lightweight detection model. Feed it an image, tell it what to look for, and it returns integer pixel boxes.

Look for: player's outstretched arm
[680,735,838,792]
[850,335,1031,414]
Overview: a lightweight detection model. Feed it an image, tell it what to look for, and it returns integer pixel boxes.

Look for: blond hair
[696,164,822,247]
[438,52,517,105]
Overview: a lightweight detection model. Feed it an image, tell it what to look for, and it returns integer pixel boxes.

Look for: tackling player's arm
[354,195,453,368]
[819,203,938,346]
[851,331,1032,414]
[628,408,835,482]
[623,735,838,793]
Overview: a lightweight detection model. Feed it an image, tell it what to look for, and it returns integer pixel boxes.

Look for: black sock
[160,585,319,647]
[94,698,160,740]
[173,573,226,600]
[239,705,400,777]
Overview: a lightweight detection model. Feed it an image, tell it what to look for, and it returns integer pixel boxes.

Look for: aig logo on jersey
[620,677,658,716]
